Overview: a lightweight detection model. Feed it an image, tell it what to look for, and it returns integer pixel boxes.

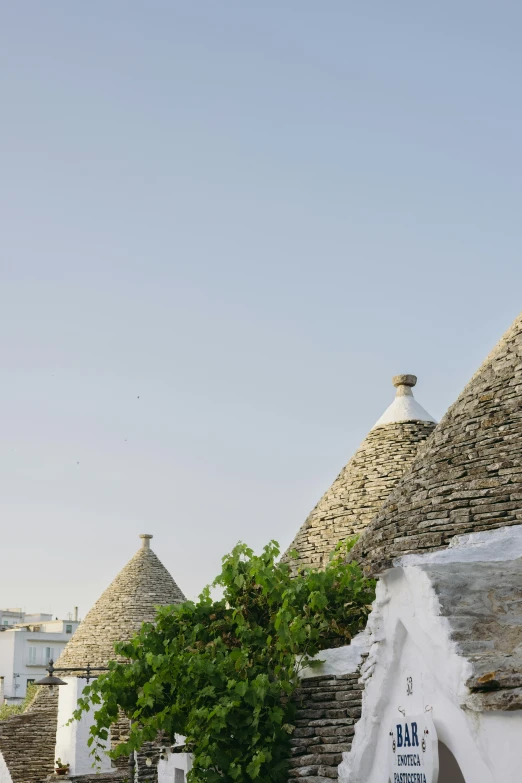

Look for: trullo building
[290,311,522,783]
[0,534,185,783]
[284,374,436,569]
[4,314,522,783]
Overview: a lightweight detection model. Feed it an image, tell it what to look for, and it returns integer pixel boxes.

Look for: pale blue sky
[1,2,521,619]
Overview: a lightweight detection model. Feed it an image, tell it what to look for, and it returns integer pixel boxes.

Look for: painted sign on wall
[388,712,438,783]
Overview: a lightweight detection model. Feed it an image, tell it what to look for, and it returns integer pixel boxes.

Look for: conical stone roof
[58,534,185,668]
[352,311,522,574]
[0,535,185,783]
[283,375,436,570]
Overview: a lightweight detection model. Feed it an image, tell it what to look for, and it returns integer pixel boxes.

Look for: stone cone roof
[283,375,436,570]
[0,536,185,783]
[352,311,522,574]
[58,534,185,668]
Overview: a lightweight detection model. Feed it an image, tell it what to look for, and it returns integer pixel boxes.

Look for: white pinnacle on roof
[283,373,437,570]
[372,374,436,429]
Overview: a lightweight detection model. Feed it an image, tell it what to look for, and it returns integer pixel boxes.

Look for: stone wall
[111,713,133,772]
[284,421,435,570]
[289,672,363,782]
[0,688,58,783]
[352,311,522,574]
[135,742,161,783]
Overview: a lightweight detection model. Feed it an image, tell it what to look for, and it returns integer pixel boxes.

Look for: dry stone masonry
[284,376,436,570]
[7,306,522,783]
[0,688,58,783]
[352,312,522,574]
[289,671,364,782]
[0,535,185,783]
[58,534,185,669]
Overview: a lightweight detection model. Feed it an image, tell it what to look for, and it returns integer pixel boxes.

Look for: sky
[1,2,522,620]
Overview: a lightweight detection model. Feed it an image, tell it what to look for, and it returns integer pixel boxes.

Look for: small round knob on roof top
[393,374,417,388]
[139,534,153,549]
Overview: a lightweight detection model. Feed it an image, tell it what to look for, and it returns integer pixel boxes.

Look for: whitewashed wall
[338,539,522,783]
[300,629,370,679]
[158,750,192,783]
[54,677,112,776]
[0,752,13,783]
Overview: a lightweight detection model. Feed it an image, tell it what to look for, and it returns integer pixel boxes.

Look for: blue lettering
[393,762,426,782]
[392,770,427,782]
[397,724,403,747]
[404,723,411,747]
[397,754,422,767]
[411,722,419,747]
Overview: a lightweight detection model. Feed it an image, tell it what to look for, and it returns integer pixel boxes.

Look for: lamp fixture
[35,659,110,690]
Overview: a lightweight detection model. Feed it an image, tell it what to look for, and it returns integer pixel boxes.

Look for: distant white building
[0,612,80,702]
[0,609,24,628]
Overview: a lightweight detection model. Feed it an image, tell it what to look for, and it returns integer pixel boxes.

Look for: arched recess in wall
[438,741,466,783]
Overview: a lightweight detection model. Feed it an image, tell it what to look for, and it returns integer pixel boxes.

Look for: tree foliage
[0,682,38,720]
[75,540,375,783]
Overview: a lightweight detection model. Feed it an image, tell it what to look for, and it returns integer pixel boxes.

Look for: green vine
[74,539,375,782]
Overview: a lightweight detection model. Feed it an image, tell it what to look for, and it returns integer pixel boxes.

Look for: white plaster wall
[54,677,112,775]
[471,711,522,783]
[395,523,522,567]
[372,395,436,429]
[158,751,192,783]
[0,752,13,783]
[337,564,522,783]
[300,630,370,678]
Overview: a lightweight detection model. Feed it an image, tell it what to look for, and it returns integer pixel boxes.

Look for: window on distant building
[28,646,37,665]
[44,647,55,664]
[26,679,35,687]
[174,770,185,783]
[2,620,8,626]
[65,624,72,634]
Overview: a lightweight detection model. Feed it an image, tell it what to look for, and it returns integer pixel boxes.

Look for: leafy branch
[74,539,375,783]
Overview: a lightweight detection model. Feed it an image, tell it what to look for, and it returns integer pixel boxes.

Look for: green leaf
[71,537,375,783]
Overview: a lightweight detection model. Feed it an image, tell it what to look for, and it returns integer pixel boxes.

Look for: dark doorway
[438,742,466,782]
